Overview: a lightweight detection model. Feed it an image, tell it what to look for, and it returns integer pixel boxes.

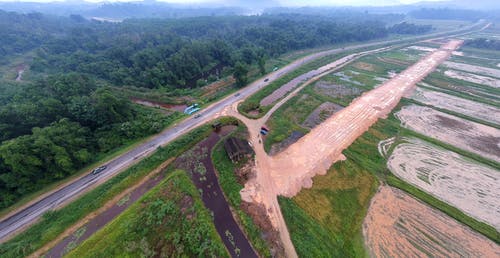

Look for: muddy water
[131,98,187,112]
[45,174,165,257]
[184,131,258,258]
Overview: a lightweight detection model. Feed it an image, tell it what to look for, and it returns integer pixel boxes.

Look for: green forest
[0,9,431,210]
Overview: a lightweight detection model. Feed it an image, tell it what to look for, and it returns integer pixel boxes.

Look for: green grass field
[66,170,228,257]
[279,118,397,257]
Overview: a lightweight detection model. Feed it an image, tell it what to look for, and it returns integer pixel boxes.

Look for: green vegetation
[465,38,500,51]
[0,73,183,209]
[388,22,432,35]
[278,197,340,257]
[211,126,271,257]
[263,94,320,152]
[238,52,344,117]
[0,123,215,258]
[66,170,228,257]
[279,119,396,257]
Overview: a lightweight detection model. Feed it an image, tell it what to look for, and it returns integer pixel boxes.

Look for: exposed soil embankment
[131,98,187,112]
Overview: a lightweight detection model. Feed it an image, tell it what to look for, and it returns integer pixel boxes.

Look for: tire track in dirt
[387,137,500,230]
[363,186,500,258]
[410,86,500,125]
[395,104,500,162]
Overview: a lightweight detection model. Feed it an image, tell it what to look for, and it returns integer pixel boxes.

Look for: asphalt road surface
[0,21,485,243]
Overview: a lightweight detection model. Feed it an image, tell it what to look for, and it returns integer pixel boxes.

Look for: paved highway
[0,21,486,242]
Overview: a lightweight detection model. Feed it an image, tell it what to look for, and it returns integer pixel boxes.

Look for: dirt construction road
[269,40,464,197]
[222,40,463,257]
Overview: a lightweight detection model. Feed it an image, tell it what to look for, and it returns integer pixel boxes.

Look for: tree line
[0,73,178,208]
[465,38,500,50]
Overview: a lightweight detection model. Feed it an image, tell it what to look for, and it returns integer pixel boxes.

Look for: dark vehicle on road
[91,166,107,175]
[194,114,201,118]
[264,78,269,82]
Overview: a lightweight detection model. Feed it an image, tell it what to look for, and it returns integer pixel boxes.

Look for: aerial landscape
[0,0,499,257]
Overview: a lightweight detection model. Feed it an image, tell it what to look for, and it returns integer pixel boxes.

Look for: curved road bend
[0,20,487,243]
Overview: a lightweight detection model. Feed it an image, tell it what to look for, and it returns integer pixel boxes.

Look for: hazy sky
[0,0,448,5]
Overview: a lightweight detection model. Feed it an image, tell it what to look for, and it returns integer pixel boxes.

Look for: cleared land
[387,137,500,230]
[410,86,500,124]
[265,40,463,197]
[226,40,463,258]
[395,104,500,162]
[363,186,500,258]
[259,47,391,106]
[302,102,344,129]
[444,69,500,88]
[443,61,500,78]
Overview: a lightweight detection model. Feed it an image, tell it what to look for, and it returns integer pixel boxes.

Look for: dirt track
[222,40,463,258]
[388,137,500,230]
[363,186,500,258]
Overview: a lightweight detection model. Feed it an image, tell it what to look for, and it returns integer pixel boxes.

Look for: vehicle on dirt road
[264,78,269,82]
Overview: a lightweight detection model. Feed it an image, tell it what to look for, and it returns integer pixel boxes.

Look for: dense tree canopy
[388,22,433,34]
